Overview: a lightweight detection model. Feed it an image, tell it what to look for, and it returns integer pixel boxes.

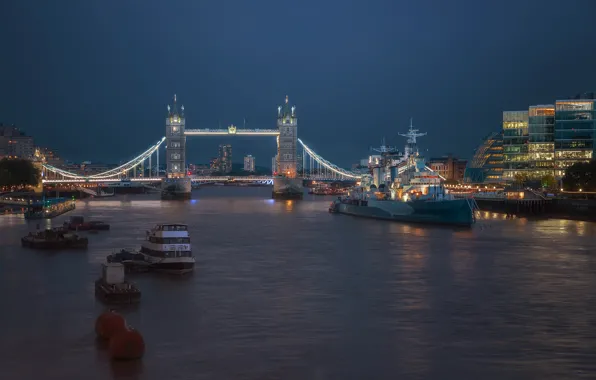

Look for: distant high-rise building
[218,144,232,173]
[243,155,255,172]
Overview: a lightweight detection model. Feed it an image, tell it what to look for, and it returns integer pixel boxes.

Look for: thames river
[0,186,595,380]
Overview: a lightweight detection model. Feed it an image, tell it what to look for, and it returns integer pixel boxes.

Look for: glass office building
[502,111,529,181]
[464,131,504,184]
[528,105,555,179]
[554,99,596,177]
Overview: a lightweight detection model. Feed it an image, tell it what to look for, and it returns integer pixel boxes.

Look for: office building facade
[0,125,35,159]
[428,155,467,182]
[502,110,529,181]
[464,131,504,184]
[528,105,555,179]
[554,98,596,177]
[218,144,232,173]
[243,155,255,172]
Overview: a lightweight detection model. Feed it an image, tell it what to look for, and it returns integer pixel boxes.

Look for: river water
[0,187,595,380]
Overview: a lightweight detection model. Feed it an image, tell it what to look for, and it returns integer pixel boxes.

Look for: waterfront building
[38,147,63,167]
[528,105,555,179]
[243,155,255,172]
[0,125,35,159]
[218,144,232,173]
[428,155,467,182]
[193,164,213,175]
[464,131,504,184]
[502,110,529,181]
[554,96,596,177]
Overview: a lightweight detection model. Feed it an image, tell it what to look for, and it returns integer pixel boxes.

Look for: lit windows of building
[218,144,232,173]
[0,125,35,159]
[464,131,504,184]
[209,157,219,170]
[428,155,467,182]
[528,105,555,179]
[502,110,529,181]
[554,97,596,177]
[243,155,255,172]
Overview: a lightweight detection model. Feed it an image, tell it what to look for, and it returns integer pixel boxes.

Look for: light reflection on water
[0,188,595,379]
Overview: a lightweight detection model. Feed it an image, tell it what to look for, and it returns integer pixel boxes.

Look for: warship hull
[334,198,474,227]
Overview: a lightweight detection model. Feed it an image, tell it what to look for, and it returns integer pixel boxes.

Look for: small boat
[95,263,141,304]
[21,228,88,249]
[65,216,110,231]
[107,249,151,273]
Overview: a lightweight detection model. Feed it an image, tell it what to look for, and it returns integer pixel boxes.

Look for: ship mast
[398,118,427,159]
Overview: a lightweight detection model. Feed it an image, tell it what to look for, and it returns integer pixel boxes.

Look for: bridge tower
[32,148,45,194]
[165,94,186,178]
[276,95,298,178]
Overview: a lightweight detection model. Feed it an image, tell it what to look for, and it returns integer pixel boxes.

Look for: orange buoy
[96,310,127,340]
[109,327,145,360]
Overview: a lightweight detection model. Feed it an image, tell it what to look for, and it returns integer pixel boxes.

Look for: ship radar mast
[372,136,399,154]
[398,118,426,158]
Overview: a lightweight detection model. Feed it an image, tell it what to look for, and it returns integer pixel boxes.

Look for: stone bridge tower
[165,94,186,178]
[276,95,298,178]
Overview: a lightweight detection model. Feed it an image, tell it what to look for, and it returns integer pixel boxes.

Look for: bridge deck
[184,129,279,136]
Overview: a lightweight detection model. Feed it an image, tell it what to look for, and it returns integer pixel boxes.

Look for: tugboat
[95,263,141,304]
[21,228,89,249]
[330,120,475,227]
[64,216,110,231]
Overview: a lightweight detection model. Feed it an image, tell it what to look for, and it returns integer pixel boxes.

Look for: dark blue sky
[1,0,595,167]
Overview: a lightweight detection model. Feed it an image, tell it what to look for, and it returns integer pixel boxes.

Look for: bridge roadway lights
[42,178,163,184]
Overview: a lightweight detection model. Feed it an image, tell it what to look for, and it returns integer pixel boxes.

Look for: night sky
[1,0,596,167]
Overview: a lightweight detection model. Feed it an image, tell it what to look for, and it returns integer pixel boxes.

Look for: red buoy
[109,327,145,360]
[96,310,127,340]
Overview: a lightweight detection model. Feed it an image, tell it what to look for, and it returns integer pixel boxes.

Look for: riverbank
[476,197,596,222]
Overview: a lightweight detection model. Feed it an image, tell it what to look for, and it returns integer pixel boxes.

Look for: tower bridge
[40,95,365,185]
